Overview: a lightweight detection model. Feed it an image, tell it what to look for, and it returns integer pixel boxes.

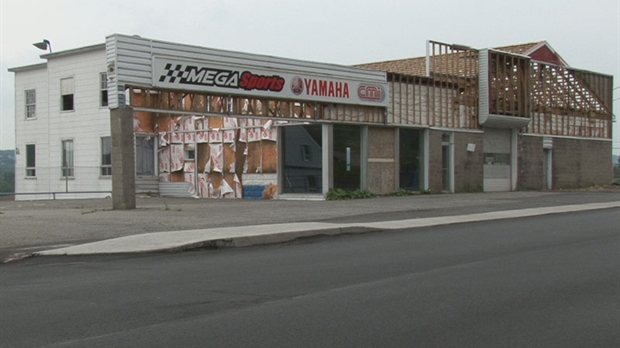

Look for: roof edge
[40,43,106,59]
[8,62,47,73]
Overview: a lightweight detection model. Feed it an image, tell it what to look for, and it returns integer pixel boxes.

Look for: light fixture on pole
[33,39,52,53]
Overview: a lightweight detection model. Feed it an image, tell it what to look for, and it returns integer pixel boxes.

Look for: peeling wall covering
[151,114,278,199]
[133,98,279,199]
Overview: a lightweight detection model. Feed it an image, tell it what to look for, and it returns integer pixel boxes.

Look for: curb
[34,202,619,257]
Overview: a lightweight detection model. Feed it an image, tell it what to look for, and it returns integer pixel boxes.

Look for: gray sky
[1,0,619,154]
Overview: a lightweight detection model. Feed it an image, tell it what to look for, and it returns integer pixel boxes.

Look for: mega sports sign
[153,57,387,107]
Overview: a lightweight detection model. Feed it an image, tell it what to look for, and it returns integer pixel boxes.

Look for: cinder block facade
[517,135,545,190]
[453,132,484,193]
[552,138,612,189]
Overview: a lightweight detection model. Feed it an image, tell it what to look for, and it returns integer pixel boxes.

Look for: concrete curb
[35,201,619,256]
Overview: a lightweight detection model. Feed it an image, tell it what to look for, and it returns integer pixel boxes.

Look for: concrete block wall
[553,137,612,188]
[428,130,444,193]
[366,127,396,195]
[111,107,136,209]
[453,132,484,192]
[518,135,544,190]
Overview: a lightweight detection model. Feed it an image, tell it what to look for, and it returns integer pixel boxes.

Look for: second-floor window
[100,72,108,107]
[61,78,74,111]
[25,89,36,119]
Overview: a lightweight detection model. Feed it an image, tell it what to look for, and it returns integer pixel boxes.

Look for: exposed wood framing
[128,87,385,124]
[384,41,611,139]
[527,62,613,138]
[388,41,479,129]
[487,51,530,119]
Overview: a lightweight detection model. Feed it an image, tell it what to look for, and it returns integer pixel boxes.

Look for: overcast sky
[1,0,619,154]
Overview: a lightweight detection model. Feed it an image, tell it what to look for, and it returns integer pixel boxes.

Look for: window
[100,72,108,107]
[61,78,74,111]
[61,140,74,177]
[184,148,195,161]
[300,145,310,161]
[484,153,511,165]
[25,90,36,119]
[26,144,36,177]
[101,137,112,176]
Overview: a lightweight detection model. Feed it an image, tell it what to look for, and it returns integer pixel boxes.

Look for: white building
[10,44,112,199]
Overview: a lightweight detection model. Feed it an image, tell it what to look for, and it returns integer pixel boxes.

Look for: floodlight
[33,39,52,53]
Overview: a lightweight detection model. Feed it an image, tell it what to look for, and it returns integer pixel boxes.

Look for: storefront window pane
[282,125,322,193]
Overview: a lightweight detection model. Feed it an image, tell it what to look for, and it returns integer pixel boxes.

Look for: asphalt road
[1,189,619,261]
[1,208,618,348]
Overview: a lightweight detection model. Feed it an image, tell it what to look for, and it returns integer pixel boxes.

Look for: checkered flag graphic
[159,63,188,83]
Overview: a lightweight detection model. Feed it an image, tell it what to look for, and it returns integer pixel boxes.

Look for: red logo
[291,76,304,95]
[239,71,284,92]
[358,85,384,102]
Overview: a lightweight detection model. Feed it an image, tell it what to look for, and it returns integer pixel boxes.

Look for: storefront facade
[11,35,613,205]
[105,34,389,207]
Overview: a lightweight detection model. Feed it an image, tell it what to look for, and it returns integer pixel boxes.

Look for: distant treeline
[0,149,15,193]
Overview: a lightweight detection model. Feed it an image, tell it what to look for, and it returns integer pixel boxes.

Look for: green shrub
[392,188,418,196]
[326,188,375,200]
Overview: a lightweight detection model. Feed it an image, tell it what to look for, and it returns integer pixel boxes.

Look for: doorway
[399,129,422,191]
[333,125,361,190]
[135,135,155,176]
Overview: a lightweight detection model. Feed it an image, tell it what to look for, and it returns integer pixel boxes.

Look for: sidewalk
[1,189,619,260]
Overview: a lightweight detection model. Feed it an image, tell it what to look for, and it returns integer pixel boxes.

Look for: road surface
[1,208,618,347]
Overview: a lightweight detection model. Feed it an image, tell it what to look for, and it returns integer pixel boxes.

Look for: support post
[111,106,136,210]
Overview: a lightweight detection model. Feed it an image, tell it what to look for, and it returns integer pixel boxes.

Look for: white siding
[390,83,475,128]
[14,66,49,195]
[13,47,112,199]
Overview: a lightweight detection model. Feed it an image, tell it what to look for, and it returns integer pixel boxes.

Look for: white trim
[423,129,430,191]
[368,158,394,163]
[544,149,553,189]
[322,123,333,195]
[361,126,368,190]
[511,129,518,191]
[522,133,612,142]
[429,126,484,134]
